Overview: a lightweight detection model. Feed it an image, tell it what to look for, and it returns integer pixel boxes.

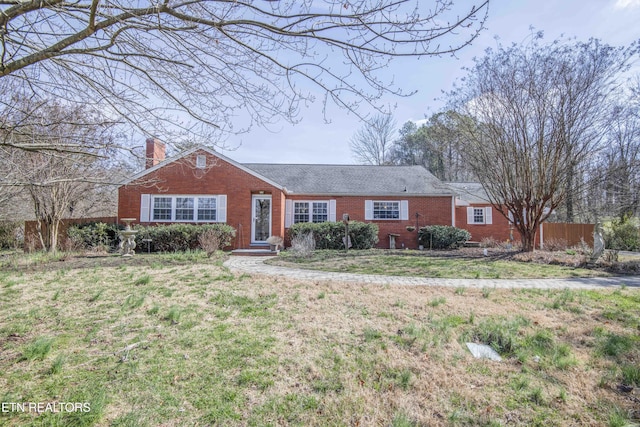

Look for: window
[150,195,225,222]
[153,197,172,220]
[285,200,335,227]
[364,200,408,221]
[373,201,400,219]
[196,155,206,169]
[312,202,328,223]
[473,208,484,224]
[294,201,328,223]
[175,197,194,220]
[197,197,216,221]
[293,202,310,224]
[467,206,493,225]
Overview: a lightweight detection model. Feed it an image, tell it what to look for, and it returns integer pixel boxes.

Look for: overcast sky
[219,0,640,165]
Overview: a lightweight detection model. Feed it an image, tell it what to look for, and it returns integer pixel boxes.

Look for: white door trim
[251,194,272,244]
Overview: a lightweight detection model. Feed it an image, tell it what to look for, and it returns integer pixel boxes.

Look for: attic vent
[196,155,206,169]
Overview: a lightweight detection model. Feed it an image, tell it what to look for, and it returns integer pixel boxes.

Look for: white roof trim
[455,197,471,207]
[119,146,286,191]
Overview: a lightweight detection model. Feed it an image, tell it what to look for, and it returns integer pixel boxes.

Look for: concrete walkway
[223,256,640,290]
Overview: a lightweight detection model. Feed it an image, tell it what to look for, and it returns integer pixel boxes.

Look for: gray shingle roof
[243,163,453,196]
[447,182,490,203]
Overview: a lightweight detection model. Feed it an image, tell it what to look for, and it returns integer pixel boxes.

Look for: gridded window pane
[198,197,217,221]
[373,202,399,219]
[153,197,172,220]
[175,197,194,220]
[312,202,328,223]
[294,202,310,223]
[473,208,484,224]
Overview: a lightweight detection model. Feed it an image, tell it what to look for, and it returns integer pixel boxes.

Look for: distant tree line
[351,36,640,241]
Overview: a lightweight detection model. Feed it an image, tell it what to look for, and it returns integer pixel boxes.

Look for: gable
[119,146,285,190]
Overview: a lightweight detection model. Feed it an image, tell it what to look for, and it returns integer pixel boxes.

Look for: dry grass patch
[0,253,638,426]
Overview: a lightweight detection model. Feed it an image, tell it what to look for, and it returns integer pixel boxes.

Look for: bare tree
[389,112,475,180]
[1,100,120,251]
[0,1,489,151]
[350,113,397,164]
[449,36,637,251]
[600,100,640,219]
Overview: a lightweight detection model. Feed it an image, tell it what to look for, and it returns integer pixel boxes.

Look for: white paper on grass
[465,343,502,361]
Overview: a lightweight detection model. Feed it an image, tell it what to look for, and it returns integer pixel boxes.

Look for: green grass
[270,249,611,279]
[20,336,54,361]
[463,316,530,356]
[0,252,638,426]
[621,364,640,386]
[428,296,446,307]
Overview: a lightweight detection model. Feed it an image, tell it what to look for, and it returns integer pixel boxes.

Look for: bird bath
[119,218,138,257]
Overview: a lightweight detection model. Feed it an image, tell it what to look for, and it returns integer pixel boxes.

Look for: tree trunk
[565,165,574,223]
[520,228,537,252]
[35,220,47,251]
[48,219,59,253]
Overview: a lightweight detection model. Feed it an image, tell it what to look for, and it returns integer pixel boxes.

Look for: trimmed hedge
[418,225,471,249]
[134,223,236,252]
[68,222,236,253]
[289,221,379,250]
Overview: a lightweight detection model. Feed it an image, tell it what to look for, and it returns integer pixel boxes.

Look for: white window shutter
[365,200,373,220]
[400,200,409,221]
[467,207,474,224]
[218,195,227,223]
[285,200,293,228]
[140,194,151,222]
[485,207,493,225]
[329,200,336,222]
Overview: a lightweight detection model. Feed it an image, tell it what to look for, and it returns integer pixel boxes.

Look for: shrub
[288,221,379,250]
[198,229,222,257]
[418,225,471,249]
[604,215,640,251]
[542,237,568,252]
[134,223,236,253]
[67,222,122,251]
[480,236,500,248]
[0,221,23,249]
[290,232,316,257]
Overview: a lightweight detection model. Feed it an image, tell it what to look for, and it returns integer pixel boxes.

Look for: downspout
[451,196,456,226]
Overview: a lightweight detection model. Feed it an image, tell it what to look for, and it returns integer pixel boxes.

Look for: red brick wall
[455,204,513,243]
[285,195,454,249]
[455,204,545,247]
[119,150,457,250]
[118,150,286,249]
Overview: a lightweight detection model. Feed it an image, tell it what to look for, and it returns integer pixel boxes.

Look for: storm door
[251,195,271,244]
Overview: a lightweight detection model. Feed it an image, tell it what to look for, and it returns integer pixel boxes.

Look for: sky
[219,0,640,165]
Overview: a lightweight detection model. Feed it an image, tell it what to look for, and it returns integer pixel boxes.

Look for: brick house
[117,139,516,249]
[449,182,544,246]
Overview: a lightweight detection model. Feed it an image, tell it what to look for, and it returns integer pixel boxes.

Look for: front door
[251,195,271,244]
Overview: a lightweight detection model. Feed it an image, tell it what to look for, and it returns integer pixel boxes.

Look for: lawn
[0,251,639,426]
[268,249,615,279]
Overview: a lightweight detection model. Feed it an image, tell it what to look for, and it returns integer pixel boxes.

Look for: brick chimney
[145,138,166,169]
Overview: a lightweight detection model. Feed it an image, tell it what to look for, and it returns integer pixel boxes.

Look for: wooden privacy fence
[24,217,118,251]
[541,222,594,248]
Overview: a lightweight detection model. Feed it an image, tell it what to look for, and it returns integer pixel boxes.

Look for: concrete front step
[231,249,279,257]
